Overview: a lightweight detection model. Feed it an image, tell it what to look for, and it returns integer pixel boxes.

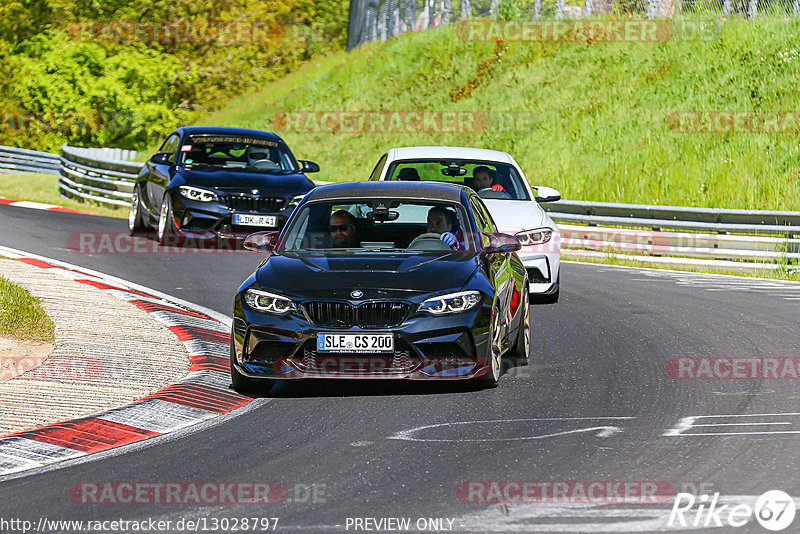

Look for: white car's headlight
[419,291,482,315]
[244,289,297,315]
[179,185,218,202]
[516,228,552,246]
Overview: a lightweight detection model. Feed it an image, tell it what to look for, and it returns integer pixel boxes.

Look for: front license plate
[317,333,393,353]
[234,213,277,227]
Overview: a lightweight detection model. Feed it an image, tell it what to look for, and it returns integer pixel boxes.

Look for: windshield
[280,199,478,253]
[178,135,299,173]
[382,159,531,201]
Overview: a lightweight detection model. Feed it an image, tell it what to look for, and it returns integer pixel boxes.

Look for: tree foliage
[0,0,348,151]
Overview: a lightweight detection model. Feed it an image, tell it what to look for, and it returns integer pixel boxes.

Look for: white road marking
[664,412,800,436]
[388,417,634,442]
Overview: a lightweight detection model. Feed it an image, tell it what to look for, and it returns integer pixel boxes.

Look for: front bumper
[232,304,493,381]
[172,195,293,240]
[518,251,560,294]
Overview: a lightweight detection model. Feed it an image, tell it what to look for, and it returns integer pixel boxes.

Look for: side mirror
[534,186,561,203]
[299,160,320,173]
[244,231,280,254]
[481,232,521,254]
[150,153,172,165]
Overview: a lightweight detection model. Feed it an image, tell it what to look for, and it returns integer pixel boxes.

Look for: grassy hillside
[202,17,800,210]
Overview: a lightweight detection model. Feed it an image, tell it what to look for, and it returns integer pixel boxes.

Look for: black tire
[512,280,530,364]
[157,193,178,245]
[477,307,503,388]
[230,336,272,393]
[127,185,146,236]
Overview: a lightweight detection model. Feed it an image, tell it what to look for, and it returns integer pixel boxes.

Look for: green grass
[0,275,55,342]
[197,17,800,210]
[0,172,127,219]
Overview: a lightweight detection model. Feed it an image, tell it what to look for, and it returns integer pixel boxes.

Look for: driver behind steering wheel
[426,206,465,251]
[473,165,506,193]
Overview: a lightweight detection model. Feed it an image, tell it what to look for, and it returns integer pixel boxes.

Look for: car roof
[176,126,284,142]
[386,146,514,164]
[306,181,468,203]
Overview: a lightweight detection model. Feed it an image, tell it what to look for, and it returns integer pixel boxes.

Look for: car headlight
[516,228,552,246]
[418,291,482,315]
[244,289,297,315]
[179,185,218,202]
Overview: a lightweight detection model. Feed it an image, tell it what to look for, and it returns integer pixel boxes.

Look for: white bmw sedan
[369,146,561,302]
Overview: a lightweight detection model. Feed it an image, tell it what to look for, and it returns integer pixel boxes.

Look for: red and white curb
[0,197,105,217]
[0,247,251,477]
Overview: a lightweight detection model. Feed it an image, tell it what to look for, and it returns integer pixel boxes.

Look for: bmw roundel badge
[350,290,364,299]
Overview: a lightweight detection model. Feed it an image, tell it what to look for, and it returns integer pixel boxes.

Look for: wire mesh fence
[347,0,800,49]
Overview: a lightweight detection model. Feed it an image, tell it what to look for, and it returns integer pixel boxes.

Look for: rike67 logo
[668,490,796,531]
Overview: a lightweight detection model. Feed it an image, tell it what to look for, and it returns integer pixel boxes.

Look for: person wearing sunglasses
[329,210,360,248]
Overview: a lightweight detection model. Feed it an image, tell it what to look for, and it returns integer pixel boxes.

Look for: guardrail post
[794,0,800,15]
[584,0,594,16]
[441,0,451,24]
[461,0,471,18]
[747,0,758,17]
[534,0,542,19]
[366,0,378,40]
[646,0,662,18]
[556,0,565,17]
[386,0,397,37]
[722,0,733,14]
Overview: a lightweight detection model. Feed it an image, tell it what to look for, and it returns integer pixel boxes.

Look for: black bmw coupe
[231,181,530,391]
[128,126,319,243]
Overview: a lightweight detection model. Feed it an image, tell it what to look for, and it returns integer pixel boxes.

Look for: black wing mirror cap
[299,160,320,173]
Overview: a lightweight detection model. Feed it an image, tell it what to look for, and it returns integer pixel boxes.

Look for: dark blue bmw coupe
[128,126,319,244]
[230,181,531,391]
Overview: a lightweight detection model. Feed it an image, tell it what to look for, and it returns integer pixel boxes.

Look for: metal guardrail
[545,200,800,270]
[58,144,143,207]
[0,146,61,175]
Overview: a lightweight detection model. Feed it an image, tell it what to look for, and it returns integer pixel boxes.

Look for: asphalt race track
[2,204,800,532]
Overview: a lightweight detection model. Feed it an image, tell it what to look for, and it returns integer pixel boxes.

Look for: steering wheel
[407,232,452,251]
[477,188,512,200]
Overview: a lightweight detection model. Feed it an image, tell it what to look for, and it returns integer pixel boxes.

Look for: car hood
[482,199,549,233]
[255,252,480,299]
[174,167,314,196]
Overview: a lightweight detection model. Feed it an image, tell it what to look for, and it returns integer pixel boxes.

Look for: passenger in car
[397,168,421,181]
